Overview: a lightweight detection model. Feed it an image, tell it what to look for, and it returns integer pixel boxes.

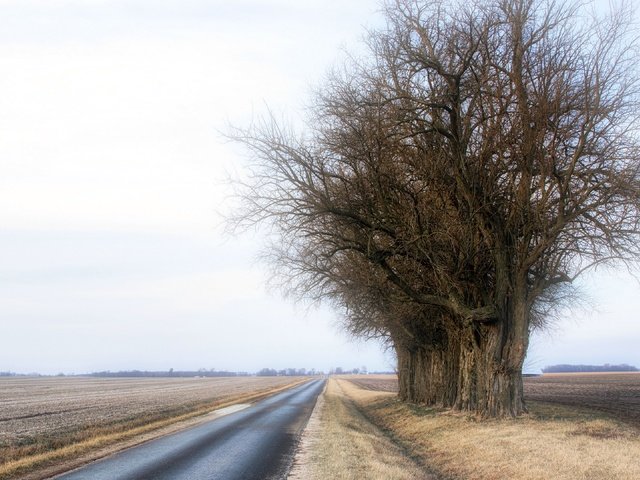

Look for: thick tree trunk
[396,344,459,406]
[455,290,529,417]
[394,325,460,407]
[394,285,530,417]
[487,290,529,417]
[455,324,488,412]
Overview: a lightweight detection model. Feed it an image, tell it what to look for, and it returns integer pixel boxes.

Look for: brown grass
[288,378,433,480]
[0,376,307,480]
[342,374,640,480]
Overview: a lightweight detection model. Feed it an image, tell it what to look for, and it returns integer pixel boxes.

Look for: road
[53,379,325,480]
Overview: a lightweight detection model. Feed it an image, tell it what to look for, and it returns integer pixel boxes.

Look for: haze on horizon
[1,0,639,376]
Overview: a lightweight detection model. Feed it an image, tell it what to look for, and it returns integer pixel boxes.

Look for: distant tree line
[256,366,372,376]
[257,368,321,376]
[90,369,250,378]
[542,364,639,373]
[329,366,368,375]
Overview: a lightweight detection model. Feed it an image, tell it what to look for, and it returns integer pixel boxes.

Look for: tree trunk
[394,328,460,407]
[455,290,529,417]
[486,288,529,417]
[394,282,530,417]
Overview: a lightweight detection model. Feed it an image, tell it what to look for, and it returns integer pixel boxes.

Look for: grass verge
[1,379,307,480]
[288,378,433,479]
[341,378,640,480]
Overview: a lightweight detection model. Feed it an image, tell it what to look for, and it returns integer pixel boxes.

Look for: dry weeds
[343,374,640,480]
[0,376,305,480]
[288,378,433,480]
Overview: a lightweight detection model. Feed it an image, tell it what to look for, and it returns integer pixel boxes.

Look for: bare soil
[0,376,303,447]
[346,374,398,393]
[524,372,640,428]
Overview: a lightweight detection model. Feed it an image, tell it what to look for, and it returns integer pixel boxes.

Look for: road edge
[286,378,327,479]
[9,379,311,480]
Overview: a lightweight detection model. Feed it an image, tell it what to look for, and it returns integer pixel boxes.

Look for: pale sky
[1,0,638,375]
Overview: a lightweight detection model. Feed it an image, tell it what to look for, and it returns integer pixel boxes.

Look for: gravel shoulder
[288,377,435,480]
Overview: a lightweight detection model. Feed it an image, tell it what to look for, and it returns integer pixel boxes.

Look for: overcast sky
[1,0,638,375]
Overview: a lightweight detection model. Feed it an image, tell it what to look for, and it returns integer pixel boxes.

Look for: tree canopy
[230,0,640,417]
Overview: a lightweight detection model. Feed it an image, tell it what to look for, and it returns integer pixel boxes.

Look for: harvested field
[524,372,640,428]
[0,376,305,479]
[346,374,398,393]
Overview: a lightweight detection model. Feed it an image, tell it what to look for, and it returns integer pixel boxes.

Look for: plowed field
[0,376,303,459]
[524,372,640,427]
[346,375,399,392]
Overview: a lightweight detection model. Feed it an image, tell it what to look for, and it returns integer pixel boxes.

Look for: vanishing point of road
[53,379,325,480]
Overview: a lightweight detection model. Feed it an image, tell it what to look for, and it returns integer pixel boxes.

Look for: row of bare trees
[230,0,640,417]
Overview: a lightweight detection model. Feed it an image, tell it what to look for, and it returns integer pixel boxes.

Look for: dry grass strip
[1,379,307,480]
[343,378,640,480]
[288,377,434,479]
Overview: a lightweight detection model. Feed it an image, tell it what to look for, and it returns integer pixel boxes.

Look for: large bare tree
[230,0,640,417]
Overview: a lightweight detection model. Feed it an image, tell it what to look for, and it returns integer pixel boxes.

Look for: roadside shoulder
[288,377,435,480]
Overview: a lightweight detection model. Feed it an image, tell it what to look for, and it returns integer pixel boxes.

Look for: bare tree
[229,0,640,417]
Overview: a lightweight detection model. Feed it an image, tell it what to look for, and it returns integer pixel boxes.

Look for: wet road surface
[53,379,325,480]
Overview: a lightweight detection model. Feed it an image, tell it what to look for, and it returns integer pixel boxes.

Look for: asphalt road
[53,379,325,480]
